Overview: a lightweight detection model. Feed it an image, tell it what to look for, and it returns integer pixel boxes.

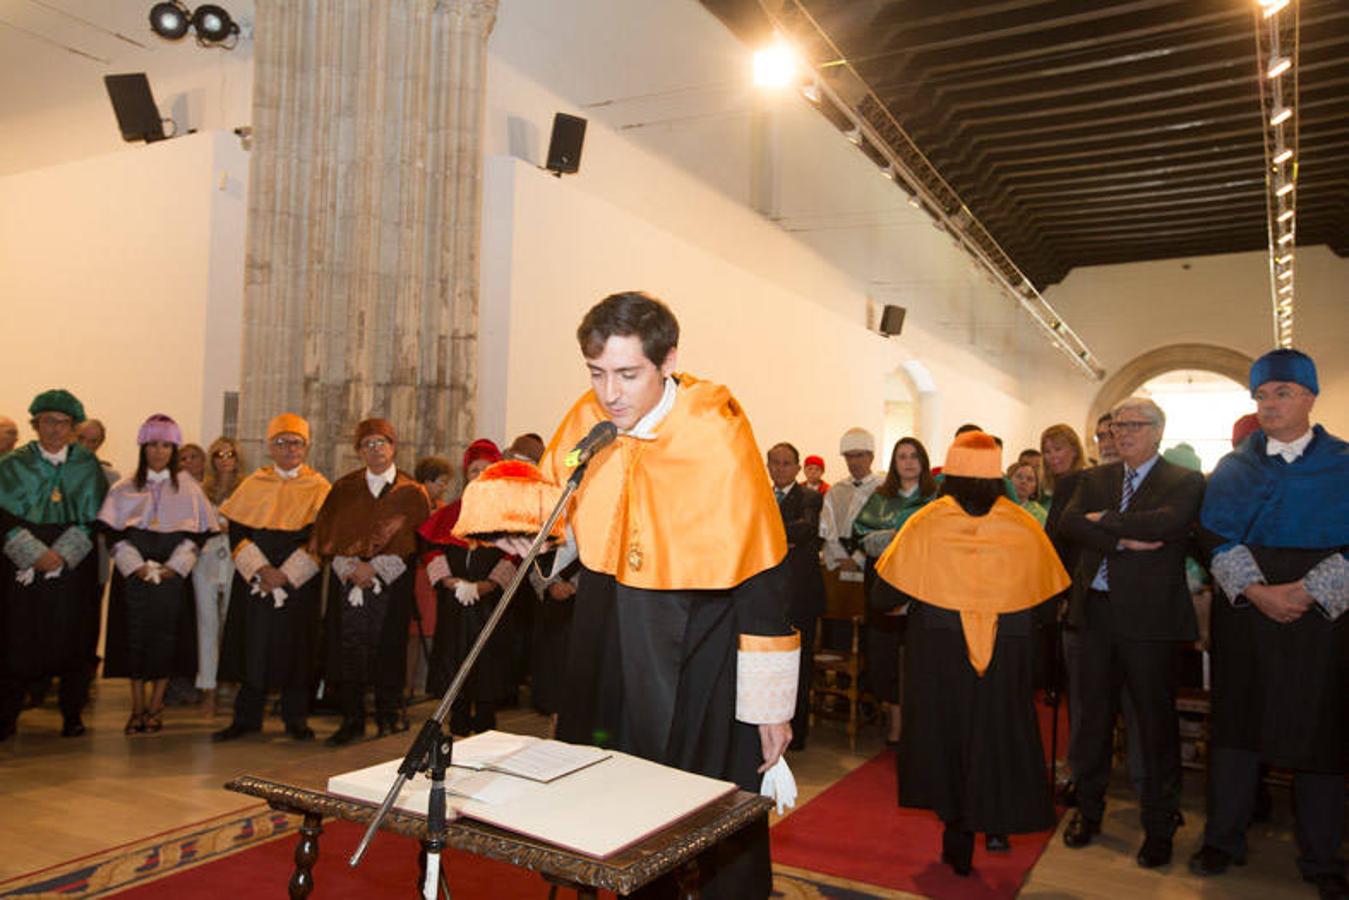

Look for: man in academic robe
[820,428,881,572]
[490,292,797,899]
[213,414,331,742]
[1188,349,1349,899]
[0,389,108,738]
[312,418,431,746]
[1058,396,1206,869]
[767,441,826,751]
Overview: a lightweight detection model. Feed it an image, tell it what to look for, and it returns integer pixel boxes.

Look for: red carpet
[771,699,1068,899]
[112,819,608,899]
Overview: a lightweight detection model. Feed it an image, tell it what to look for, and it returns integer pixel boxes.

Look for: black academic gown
[1202,536,1349,772]
[531,554,579,716]
[217,524,320,692]
[0,520,101,681]
[872,579,1055,834]
[557,561,793,900]
[425,543,512,703]
[103,529,200,680]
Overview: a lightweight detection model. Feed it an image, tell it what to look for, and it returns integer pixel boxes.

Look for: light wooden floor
[0,681,1327,898]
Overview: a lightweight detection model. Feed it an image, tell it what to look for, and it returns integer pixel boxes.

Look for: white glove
[454,580,480,607]
[347,578,383,608]
[759,756,797,815]
[250,578,288,609]
[142,562,166,585]
[15,568,35,586]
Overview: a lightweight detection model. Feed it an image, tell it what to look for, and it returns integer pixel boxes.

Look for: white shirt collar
[1267,429,1313,463]
[39,444,69,466]
[146,467,171,484]
[366,466,397,497]
[622,377,677,440]
[275,465,301,480]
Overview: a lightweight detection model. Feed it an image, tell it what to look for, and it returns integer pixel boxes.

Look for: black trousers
[1075,591,1183,837]
[337,681,400,725]
[0,668,90,727]
[232,683,308,730]
[1204,746,1345,877]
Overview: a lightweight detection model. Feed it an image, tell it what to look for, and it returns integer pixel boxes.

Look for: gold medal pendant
[50,488,62,504]
[626,545,643,572]
[151,518,159,527]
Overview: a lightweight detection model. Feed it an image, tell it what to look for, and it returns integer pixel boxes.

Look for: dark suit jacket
[1059,457,1205,641]
[777,483,826,623]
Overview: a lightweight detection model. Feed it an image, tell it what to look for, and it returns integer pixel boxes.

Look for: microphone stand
[349,457,594,898]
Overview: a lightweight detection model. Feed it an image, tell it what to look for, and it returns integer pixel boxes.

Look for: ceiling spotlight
[1277,252,1294,265]
[844,126,862,146]
[1270,106,1292,126]
[1278,267,1293,280]
[149,1,190,39]
[192,4,239,44]
[753,40,798,89]
[906,194,922,209]
[800,77,821,104]
[1272,147,1294,165]
[880,165,895,180]
[1276,181,1295,197]
[1278,231,1295,244]
[1266,56,1291,79]
[1262,0,1290,16]
[1277,208,1295,223]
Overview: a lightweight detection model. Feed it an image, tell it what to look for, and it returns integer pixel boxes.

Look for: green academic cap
[28,389,86,424]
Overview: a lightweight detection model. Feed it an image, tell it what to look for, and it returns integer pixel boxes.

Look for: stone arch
[1087,343,1255,439]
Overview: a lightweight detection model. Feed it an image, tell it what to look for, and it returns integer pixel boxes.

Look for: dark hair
[135,444,181,491]
[940,474,1003,517]
[1018,448,1041,461]
[955,423,982,436]
[414,456,453,484]
[878,437,936,499]
[1096,411,1113,426]
[766,442,800,464]
[577,292,680,366]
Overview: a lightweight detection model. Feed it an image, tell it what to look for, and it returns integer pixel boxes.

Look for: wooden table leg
[541,872,597,899]
[674,858,700,900]
[288,812,323,899]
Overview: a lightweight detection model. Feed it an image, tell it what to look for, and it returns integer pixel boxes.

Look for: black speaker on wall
[545,113,587,176]
[104,74,167,143]
[879,304,907,337]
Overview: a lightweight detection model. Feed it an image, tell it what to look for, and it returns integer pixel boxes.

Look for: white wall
[1037,246,1349,440]
[0,131,248,474]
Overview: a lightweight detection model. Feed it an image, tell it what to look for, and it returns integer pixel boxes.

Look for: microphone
[564,420,618,469]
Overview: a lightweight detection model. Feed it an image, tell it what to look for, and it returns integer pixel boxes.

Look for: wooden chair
[809,565,871,750]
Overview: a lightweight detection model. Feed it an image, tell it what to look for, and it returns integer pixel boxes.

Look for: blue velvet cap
[1249,348,1318,396]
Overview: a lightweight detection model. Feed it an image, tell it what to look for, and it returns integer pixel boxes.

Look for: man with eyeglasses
[311,418,431,746]
[1058,396,1205,869]
[1093,412,1120,465]
[213,414,331,742]
[1190,349,1349,898]
[0,390,108,739]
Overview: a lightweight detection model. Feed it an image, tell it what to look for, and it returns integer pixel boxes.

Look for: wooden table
[224,732,771,898]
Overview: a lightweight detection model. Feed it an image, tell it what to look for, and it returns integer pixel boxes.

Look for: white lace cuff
[232,540,269,582]
[112,540,147,578]
[4,528,48,571]
[1305,553,1349,621]
[51,527,94,570]
[165,539,200,577]
[426,554,450,585]
[369,554,406,585]
[1211,545,1264,607]
[735,632,800,725]
[279,548,321,589]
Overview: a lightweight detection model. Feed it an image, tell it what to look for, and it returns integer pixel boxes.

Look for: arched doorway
[1088,344,1255,455]
[881,360,940,464]
[1136,369,1254,471]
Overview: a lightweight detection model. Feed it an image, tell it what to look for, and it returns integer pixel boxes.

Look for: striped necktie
[1097,467,1138,590]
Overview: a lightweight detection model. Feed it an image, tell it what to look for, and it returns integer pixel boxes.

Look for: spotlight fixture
[753,40,798,89]
[1277,208,1295,223]
[800,78,821,104]
[1262,0,1290,16]
[880,165,895,180]
[1266,55,1290,78]
[844,126,862,146]
[1276,181,1294,197]
[148,2,239,47]
[1270,105,1292,125]
[192,5,238,44]
[148,1,190,39]
[1276,252,1294,265]
[1272,147,1294,165]
[1278,231,1295,244]
[906,194,921,209]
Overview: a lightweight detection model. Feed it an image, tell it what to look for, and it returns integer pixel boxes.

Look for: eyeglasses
[212,450,237,459]
[359,437,391,450]
[34,414,73,428]
[1253,386,1306,402]
[1109,420,1154,433]
[271,437,306,449]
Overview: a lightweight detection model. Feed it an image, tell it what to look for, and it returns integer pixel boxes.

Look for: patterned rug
[0,806,916,898]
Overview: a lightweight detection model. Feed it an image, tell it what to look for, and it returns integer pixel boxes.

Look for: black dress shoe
[1189,845,1243,876]
[212,722,259,742]
[326,721,365,747]
[60,719,86,738]
[1137,835,1173,869]
[1063,813,1100,849]
[1056,780,1078,808]
[941,825,974,876]
[985,834,1011,853]
[286,724,316,742]
[1306,872,1349,900]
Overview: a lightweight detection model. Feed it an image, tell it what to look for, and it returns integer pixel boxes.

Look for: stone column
[239,0,497,478]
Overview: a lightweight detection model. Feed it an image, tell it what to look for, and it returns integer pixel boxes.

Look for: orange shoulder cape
[538,374,786,591]
[875,495,1069,675]
[218,465,331,531]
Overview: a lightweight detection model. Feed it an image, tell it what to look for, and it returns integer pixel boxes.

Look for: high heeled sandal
[124,712,146,735]
[144,707,164,734]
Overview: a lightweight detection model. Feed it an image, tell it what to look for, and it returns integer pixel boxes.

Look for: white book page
[487,740,609,783]
[446,730,538,770]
